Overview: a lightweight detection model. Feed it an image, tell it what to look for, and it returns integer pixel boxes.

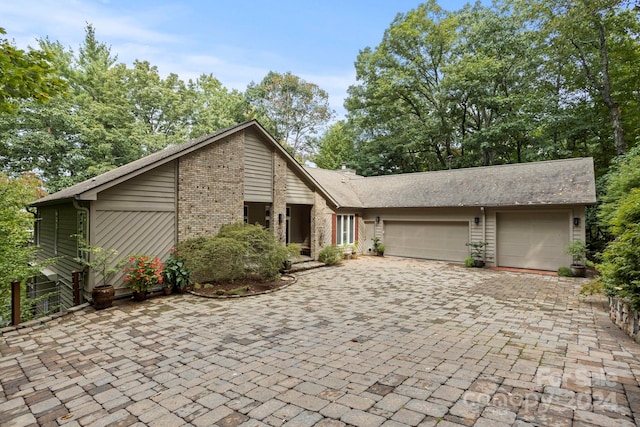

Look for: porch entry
[287,204,312,256]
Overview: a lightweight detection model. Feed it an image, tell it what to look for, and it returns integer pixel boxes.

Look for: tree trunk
[598,21,626,155]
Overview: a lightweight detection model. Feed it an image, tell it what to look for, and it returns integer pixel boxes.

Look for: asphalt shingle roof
[307,158,596,208]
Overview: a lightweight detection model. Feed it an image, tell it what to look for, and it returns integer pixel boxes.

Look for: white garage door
[497,212,571,271]
[384,221,469,261]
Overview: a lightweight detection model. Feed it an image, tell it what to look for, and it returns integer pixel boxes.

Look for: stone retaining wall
[609,296,640,343]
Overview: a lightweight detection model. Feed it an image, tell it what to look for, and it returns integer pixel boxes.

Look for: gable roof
[307,157,597,209]
[32,120,337,208]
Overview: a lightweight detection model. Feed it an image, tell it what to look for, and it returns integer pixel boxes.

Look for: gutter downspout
[72,198,90,243]
[72,198,90,298]
[481,207,486,264]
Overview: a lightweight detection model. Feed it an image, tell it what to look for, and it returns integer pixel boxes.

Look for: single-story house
[31,120,596,307]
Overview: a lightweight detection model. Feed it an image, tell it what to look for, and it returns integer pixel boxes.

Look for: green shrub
[177,236,245,283]
[464,256,474,268]
[176,222,298,283]
[580,280,605,296]
[318,245,343,265]
[557,266,573,277]
[217,222,296,281]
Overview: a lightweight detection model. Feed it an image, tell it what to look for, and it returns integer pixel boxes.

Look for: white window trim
[336,214,355,246]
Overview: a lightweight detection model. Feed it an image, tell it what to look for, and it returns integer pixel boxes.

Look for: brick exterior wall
[312,192,334,258]
[273,154,287,244]
[177,132,244,240]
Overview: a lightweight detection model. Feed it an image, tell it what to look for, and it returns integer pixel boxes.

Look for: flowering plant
[123,255,164,293]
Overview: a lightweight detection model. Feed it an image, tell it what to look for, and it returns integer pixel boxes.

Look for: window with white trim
[336,214,355,246]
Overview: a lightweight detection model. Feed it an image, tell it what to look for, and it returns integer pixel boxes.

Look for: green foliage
[597,147,640,308]
[178,236,246,284]
[580,280,605,296]
[0,27,66,114]
[75,240,121,287]
[318,245,343,265]
[313,121,357,170]
[557,266,574,277]
[0,173,55,326]
[464,256,475,268]
[0,173,44,288]
[217,223,297,281]
[598,188,640,308]
[342,0,639,176]
[466,241,488,261]
[566,240,587,265]
[177,223,295,283]
[162,248,191,290]
[0,25,252,192]
[598,145,640,231]
[376,244,385,256]
[246,71,334,160]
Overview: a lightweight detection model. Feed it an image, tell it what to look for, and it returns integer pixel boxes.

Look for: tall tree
[246,71,334,160]
[313,121,357,170]
[346,1,457,174]
[187,74,249,138]
[0,28,66,114]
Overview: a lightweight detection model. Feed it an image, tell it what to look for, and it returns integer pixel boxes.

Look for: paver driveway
[1,257,640,427]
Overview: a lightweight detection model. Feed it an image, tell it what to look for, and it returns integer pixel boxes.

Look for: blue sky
[2,0,474,118]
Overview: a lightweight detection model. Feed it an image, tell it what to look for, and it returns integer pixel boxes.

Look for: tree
[0,28,66,114]
[346,1,458,174]
[313,121,357,170]
[187,74,249,138]
[246,71,334,160]
[528,0,639,157]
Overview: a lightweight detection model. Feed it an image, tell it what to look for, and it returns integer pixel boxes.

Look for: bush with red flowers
[123,255,164,293]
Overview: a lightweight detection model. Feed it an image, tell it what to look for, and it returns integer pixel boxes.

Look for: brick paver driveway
[2,257,640,427]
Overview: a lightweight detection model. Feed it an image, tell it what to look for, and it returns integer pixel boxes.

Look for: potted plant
[162,248,191,293]
[123,255,164,301]
[466,241,488,267]
[376,244,385,257]
[372,237,384,256]
[280,243,301,273]
[566,240,587,277]
[76,241,120,310]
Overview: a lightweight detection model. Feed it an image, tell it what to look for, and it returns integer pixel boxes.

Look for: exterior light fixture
[573,217,580,227]
[278,213,283,223]
[474,217,480,225]
[376,216,380,223]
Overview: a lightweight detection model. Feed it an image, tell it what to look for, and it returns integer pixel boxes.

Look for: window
[336,214,355,246]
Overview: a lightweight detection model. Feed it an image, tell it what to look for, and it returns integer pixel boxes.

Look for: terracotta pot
[133,291,147,302]
[92,284,114,310]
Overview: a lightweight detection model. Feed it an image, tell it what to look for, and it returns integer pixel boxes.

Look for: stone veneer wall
[609,297,640,344]
[273,155,287,244]
[311,192,333,258]
[177,133,244,240]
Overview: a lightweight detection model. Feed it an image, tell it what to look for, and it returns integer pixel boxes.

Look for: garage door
[384,221,469,261]
[497,212,571,271]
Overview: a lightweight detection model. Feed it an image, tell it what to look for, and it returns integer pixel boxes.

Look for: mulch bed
[189,275,295,298]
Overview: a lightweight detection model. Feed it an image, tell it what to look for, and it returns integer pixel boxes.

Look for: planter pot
[92,284,114,310]
[174,286,187,294]
[472,259,485,268]
[281,260,292,273]
[132,291,147,302]
[571,264,586,277]
[162,286,172,296]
